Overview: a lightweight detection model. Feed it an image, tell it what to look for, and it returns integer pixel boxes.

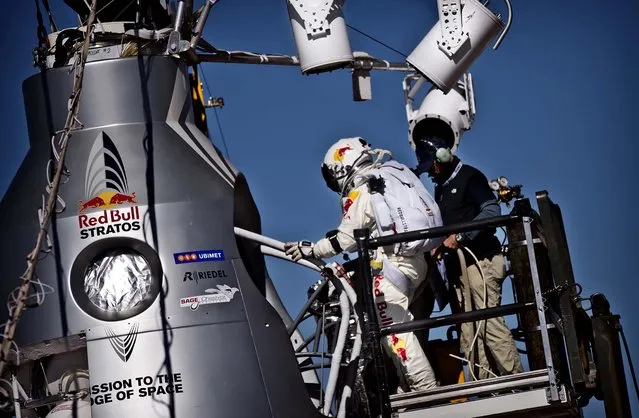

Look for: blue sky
[1,1,637,416]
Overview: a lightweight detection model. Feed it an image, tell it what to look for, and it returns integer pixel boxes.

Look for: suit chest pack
[362,160,444,256]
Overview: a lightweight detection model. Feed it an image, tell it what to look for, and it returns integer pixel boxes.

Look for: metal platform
[391,370,582,418]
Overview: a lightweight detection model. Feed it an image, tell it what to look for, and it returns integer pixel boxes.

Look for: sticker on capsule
[173,249,225,264]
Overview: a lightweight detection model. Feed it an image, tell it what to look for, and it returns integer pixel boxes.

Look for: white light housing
[404,73,476,154]
[286,0,353,74]
[406,0,503,93]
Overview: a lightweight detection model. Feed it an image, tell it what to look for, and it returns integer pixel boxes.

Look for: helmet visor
[321,164,341,193]
[414,145,436,175]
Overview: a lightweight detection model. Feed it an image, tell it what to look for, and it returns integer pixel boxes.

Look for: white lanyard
[442,161,463,187]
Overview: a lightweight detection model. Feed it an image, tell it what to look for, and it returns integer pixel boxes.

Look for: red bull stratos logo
[78,132,141,239]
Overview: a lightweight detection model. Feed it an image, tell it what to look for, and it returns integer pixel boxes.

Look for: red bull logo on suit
[78,132,141,239]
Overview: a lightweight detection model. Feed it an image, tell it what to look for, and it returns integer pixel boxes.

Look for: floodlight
[406,0,508,93]
[286,0,354,74]
[404,73,476,154]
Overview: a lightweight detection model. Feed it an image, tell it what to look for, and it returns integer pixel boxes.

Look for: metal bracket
[352,51,374,101]
[167,32,191,55]
[545,384,567,403]
[289,0,335,38]
[352,69,372,101]
[166,0,192,55]
[462,72,476,128]
[402,74,426,125]
[437,0,470,57]
[528,323,556,332]
[547,308,565,335]
[508,238,542,249]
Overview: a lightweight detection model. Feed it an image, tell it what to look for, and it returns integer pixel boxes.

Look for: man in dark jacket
[413,137,523,380]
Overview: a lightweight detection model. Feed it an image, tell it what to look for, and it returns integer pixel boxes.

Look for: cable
[619,326,639,401]
[198,65,231,158]
[449,354,498,379]
[457,245,488,381]
[345,24,407,58]
[39,360,51,396]
[40,0,58,32]
[212,108,230,158]
[499,226,508,246]
[34,0,49,50]
[0,0,99,380]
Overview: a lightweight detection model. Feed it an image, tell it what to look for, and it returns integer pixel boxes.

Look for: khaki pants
[456,253,523,380]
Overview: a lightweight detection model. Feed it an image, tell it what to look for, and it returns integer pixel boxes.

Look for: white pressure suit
[312,180,438,392]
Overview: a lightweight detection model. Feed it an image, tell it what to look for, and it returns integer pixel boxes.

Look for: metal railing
[353,214,560,417]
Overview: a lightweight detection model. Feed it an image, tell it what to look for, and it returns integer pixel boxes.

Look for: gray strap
[379,255,412,295]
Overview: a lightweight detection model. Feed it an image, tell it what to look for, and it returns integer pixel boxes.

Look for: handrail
[492,0,513,50]
[259,245,322,273]
[234,226,325,271]
[381,302,534,336]
[369,215,520,249]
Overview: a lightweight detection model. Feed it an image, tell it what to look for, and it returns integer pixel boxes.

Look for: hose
[619,326,639,401]
[338,148,392,199]
[59,369,90,398]
[232,227,366,415]
[234,227,286,251]
[456,245,487,381]
[336,277,362,418]
[323,288,350,415]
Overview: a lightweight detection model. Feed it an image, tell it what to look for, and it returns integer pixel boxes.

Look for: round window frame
[70,237,162,322]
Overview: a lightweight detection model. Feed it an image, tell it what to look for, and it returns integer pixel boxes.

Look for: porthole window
[84,249,152,313]
[71,238,161,322]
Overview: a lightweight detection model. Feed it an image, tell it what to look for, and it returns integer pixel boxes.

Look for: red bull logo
[77,132,142,239]
[109,192,138,205]
[391,334,408,363]
[342,190,360,217]
[333,146,352,163]
[78,207,141,240]
[78,196,106,213]
[78,192,138,213]
[374,275,394,327]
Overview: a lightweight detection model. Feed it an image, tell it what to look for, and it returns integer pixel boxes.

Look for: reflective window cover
[84,250,152,312]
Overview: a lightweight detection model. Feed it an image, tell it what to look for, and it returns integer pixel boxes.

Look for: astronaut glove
[284,240,315,262]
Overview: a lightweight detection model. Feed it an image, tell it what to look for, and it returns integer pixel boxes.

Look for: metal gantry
[349,192,631,418]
